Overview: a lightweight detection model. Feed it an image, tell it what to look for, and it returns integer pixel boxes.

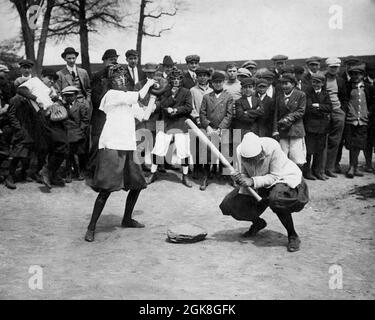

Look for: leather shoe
[334,165,342,174]
[200,176,208,191]
[303,171,316,180]
[353,168,364,177]
[65,174,72,183]
[84,230,95,242]
[182,174,192,188]
[325,170,337,178]
[5,175,16,189]
[287,236,301,252]
[364,165,373,173]
[146,172,157,184]
[242,219,267,237]
[40,167,52,189]
[346,166,354,178]
[313,172,328,180]
[121,219,145,228]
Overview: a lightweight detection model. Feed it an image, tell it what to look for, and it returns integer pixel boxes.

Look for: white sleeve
[124,91,139,105]
[99,92,108,113]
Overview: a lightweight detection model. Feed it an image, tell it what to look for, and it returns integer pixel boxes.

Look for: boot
[39,166,52,189]
[200,176,208,191]
[325,170,337,178]
[303,166,316,180]
[353,166,364,177]
[5,175,16,189]
[287,236,301,252]
[182,174,192,188]
[242,218,267,237]
[346,166,354,178]
[84,229,95,242]
[313,171,328,181]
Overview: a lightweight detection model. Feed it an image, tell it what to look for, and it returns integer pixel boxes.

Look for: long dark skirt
[86,148,147,193]
[220,179,309,221]
[344,124,367,150]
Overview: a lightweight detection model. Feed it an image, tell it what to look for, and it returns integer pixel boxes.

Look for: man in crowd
[324,57,348,177]
[161,55,175,79]
[301,56,321,87]
[14,59,34,87]
[182,54,200,89]
[241,60,257,76]
[124,49,145,91]
[255,77,276,138]
[224,63,242,101]
[270,54,288,84]
[341,55,361,84]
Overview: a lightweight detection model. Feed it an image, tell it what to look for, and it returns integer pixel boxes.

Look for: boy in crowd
[224,63,242,101]
[255,78,276,137]
[303,72,333,180]
[182,55,200,89]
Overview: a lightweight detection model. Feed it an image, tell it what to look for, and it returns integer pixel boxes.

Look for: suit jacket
[304,87,333,134]
[56,66,91,101]
[232,95,264,137]
[124,65,146,91]
[274,89,306,138]
[257,95,276,137]
[160,86,193,133]
[182,71,196,90]
[65,100,89,143]
[200,91,233,130]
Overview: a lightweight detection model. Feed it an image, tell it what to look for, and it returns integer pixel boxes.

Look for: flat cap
[61,86,80,94]
[311,72,326,82]
[348,63,366,74]
[256,78,269,87]
[237,68,252,77]
[280,73,297,84]
[241,60,257,69]
[294,65,305,75]
[325,57,341,67]
[255,68,275,80]
[41,68,58,80]
[102,49,119,61]
[240,77,256,86]
[211,71,225,82]
[19,59,34,68]
[195,67,211,76]
[185,54,200,63]
[271,54,288,61]
[125,49,138,58]
[306,56,322,64]
[0,64,10,72]
[344,55,360,65]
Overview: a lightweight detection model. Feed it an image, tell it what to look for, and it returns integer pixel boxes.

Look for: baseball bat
[185,119,262,202]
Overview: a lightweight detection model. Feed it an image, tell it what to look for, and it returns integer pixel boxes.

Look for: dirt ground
[0,150,374,300]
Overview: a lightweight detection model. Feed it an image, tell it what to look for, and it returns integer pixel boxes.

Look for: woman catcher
[85,64,156,242]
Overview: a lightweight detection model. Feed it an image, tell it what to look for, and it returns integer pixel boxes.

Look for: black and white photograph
[0,0,374,304]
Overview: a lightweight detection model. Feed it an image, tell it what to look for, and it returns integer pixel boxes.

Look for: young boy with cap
[344,64,375,178]
[255,77,276,138]
[62,86,89,182]
[199,71,233,190]
[224,63,242,101]
[273,73,307,168]
[301,56,321,87]
[241,60,257,76]
[182,54,200,89]
[303,72,333,180]
[220,132,309,252]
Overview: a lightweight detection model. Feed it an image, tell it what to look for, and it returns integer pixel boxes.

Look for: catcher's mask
[107,64,128,89]
[168,67,183,87]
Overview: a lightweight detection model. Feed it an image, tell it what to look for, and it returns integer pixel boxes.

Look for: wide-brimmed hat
[239,132,262,158]
[61,47,79,59]
[162,55,174,67]
[142,63,159,73]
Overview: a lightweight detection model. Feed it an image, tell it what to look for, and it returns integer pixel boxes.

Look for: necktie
[192,72,196,81]
[71,71,75,79]
[131,67,135,80]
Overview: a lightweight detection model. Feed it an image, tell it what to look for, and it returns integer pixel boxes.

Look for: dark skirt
[344,124,367,150]
[219,179,309,221]
[305,132,327,154]
[86,148,147,193]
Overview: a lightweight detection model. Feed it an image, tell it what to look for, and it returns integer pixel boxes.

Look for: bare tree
[49,0,127,75]
[136,0,178,64]
[10,0,56,75]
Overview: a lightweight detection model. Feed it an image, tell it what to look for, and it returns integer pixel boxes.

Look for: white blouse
[98,89,147,151]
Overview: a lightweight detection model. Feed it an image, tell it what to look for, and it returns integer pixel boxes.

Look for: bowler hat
[162,55,174,67]
[185,54,200,63]
[102,49,119,61]
[280,73,297,84]
[61,47,79,59]
[239,133,262,158]
[142,63,159,73]
[271,54,288,61]
[211,71,225,82]
[41,68,58,81]
[19,59,34,68]
[125,49,138,58]
[61,86,80,95]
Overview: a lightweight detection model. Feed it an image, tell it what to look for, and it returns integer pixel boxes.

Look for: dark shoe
[65,174,72,183]
[242,219,267,237]
[199,176,208,191]
[364,165,373,173]
[20,171,33,182]
[287,236,301,252]
[182,174,192,188]
[346,166,354,178]
[142,164,151,172]
[84,230,95,242]
[51,176,65,187]
[313,172,327,181]
[334,165,342,174]
[146,172,157,184]
[76,172,85,181]
[353,168,364,177]
[157,164,166,173]
[40,167,52,189]
[121,219,145,228]
[31,172,44,184]
[325,170,337,178]
[5,176,16,189]
[303,171,316,180]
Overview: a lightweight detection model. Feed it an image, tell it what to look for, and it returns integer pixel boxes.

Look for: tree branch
[143,27,171,37]
[144,8,177,19]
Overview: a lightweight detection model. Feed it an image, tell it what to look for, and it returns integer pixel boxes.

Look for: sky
[0,0,375,65]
